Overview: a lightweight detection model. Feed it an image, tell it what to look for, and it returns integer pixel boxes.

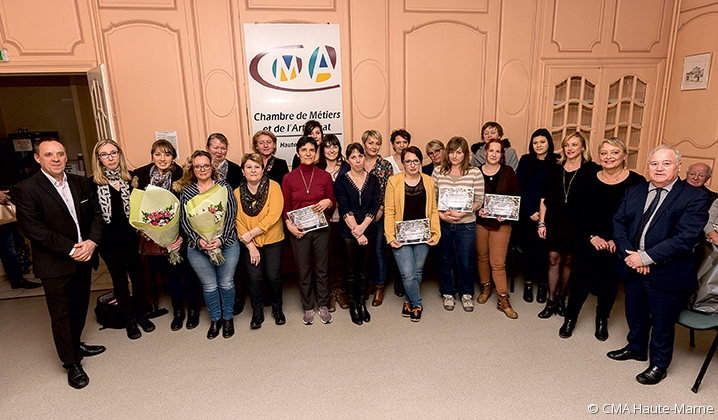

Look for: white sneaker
[443,294,455,311]
[461,294,474,312]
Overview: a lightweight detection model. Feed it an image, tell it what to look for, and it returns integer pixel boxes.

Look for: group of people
[10,119,716,389]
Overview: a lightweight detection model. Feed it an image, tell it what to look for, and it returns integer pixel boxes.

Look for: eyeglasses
[403,159,420,166]
[98,151,118,160]
[194,165,212,171]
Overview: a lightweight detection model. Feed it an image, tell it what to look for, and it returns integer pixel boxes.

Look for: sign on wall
[244,24,344,163]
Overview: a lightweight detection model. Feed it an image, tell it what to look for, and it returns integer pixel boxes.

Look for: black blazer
[613,179,709,291]
[13,171,103,279]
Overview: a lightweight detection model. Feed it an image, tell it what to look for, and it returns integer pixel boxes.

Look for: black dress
[542,161,600,253]
[566,170,646,320]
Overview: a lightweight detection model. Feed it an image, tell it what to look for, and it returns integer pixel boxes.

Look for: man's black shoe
[67,363,89,389]
[636,365,667,385]
[79,343,106,357]
[607,346,647,361]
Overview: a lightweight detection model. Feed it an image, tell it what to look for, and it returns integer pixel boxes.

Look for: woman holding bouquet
[282,136,335,326]
[475,139,520,318]
[384,146,440,322]
[433,136,484,313]
[132,139,201,331]
[91,140,153,340]
[334,143,381,325]
[180,150,239,339]
[235,153,285,329]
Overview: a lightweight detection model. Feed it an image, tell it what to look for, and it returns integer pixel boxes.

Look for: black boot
[207,320,221,339]
[559,318,576,338]
[170,308,185,331]
[595,316,609,341]
[555,295,566,317]
[349,302,363,325]
[538,299,555,319]
[186,308,200,329]
[361,302,371,323]
[536,283,547,303]
[523,282,533,303]
[394,279,405,297]
[222,318,235,338]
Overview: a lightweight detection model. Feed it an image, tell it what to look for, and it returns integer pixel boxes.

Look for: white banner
[244,24,344,163]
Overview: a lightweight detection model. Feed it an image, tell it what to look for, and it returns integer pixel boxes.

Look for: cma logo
[249,44,340,92]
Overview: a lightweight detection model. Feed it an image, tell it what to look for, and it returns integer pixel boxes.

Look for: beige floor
[0,271,716,419]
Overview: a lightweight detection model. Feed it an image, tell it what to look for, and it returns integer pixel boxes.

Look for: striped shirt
[432,166,485,224]
[180,180,238,249]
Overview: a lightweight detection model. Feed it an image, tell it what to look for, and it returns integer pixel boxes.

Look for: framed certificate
[395,218,431,245]
[483,194,520,221]
[287,205,328,232]
[438,187,474,212]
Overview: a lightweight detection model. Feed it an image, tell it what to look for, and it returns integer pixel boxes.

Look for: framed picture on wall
[681,53,711,91]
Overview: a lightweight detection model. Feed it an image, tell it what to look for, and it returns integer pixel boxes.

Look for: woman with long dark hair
[91,139,153,339]
[516,128,559,303]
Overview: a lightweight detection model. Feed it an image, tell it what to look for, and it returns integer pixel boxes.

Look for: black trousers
[518,220,548,285]
[290,229,330,310]
[242,241,283,316]
[566,243,620,320]
[99,235,148,324]
[41,263,93,367]
[340,235,376,303]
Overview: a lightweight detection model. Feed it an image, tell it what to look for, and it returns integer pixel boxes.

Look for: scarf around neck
[98,167,131,224]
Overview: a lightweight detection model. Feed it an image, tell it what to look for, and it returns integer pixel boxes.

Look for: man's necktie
[632,187,664,249]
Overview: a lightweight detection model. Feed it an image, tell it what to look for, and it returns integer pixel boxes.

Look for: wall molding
[98,0,177,10]
[245,0,335,11]
[550,0,605,52]
[611,0,664,52]
[0,0,84,55]
[404,0,489,14]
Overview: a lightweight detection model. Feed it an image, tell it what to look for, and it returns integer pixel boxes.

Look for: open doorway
[0,74,98,180]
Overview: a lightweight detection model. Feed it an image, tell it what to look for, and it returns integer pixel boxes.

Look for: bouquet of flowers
[129,185,183,264]
[185,184,228,266]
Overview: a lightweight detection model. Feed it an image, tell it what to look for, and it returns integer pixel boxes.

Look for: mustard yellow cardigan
[383,172,441,244]
[234,180,285,247]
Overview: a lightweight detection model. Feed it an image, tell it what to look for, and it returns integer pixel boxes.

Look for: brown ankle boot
[497,294,518,319]
[335,289,350,310]
[372,284,385,307]
[328,290,337,313]
[477,282,492,304]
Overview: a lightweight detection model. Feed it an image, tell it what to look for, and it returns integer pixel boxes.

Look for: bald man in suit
[14,138,105,389]
[608,145,709,385]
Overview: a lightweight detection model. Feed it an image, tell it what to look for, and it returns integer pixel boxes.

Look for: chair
[677,309,718,393]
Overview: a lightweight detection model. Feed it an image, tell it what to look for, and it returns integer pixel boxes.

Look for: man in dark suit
[13,138,105,389]
[609,145,709,385]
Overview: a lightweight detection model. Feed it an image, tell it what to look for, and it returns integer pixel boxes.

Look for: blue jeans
[373,217,387,286]
[392,243,430,307]
[187,241,239,321]
[438,221,476,296]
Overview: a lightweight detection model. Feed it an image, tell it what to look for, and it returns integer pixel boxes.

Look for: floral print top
[369,154,394,200]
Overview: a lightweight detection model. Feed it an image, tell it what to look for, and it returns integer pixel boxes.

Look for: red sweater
[282,164,335,220]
